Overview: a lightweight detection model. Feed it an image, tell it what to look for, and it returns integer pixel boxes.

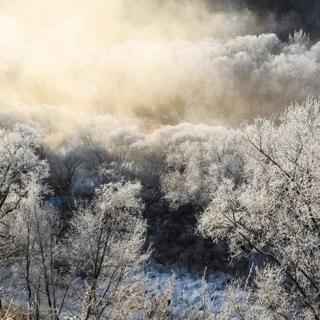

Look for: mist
[0,0,320,139]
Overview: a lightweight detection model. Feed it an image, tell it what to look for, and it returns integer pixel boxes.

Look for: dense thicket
[0,99,320,318]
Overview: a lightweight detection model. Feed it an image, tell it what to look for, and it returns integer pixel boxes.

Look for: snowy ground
[1,262,230,318]
[138,263,229,316]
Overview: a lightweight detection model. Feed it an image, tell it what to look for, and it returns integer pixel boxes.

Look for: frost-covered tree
[0,124,49,270]
[199,99,320,319]
[0,124,48,220]
[68,181,148,320]
[159,124,243,210]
